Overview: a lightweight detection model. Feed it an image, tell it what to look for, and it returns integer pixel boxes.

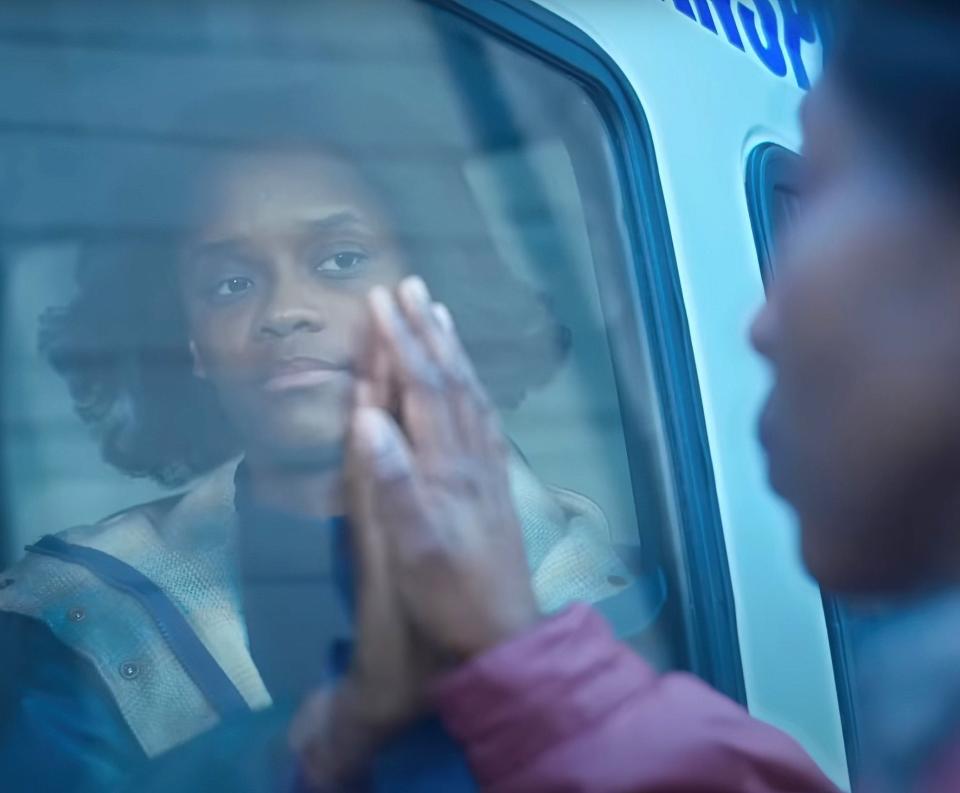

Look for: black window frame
[746,141,861,779]
[429,0,745,703]
[746,142,803,288]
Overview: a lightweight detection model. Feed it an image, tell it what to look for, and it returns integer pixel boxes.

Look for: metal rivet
[68,607,86,623]
[119,661,140,680]
[607,575,628,588]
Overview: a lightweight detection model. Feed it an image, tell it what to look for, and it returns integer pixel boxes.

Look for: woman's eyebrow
[185,237,256,267]
[300,211,367,235]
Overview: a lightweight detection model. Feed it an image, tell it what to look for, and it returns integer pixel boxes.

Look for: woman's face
[178,151,406,468]
[750,75,960,594]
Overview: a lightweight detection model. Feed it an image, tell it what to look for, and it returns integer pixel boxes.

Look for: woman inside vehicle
[0,91,636,792]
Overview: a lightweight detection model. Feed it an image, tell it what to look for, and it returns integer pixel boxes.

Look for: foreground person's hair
[834,1,960,193]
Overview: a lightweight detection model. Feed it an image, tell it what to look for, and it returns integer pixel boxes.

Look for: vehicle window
[0,0,730,780]
[746,142,803,287]
[746,141,862,776]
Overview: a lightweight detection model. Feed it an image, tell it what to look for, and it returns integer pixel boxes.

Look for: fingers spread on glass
[367,283,458,459]
[389,277,503,464]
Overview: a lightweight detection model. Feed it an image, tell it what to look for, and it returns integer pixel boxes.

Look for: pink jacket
[923,748,960,793]
[434,604,841,793]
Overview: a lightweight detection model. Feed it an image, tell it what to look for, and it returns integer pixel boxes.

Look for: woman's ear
[189,340,208,379]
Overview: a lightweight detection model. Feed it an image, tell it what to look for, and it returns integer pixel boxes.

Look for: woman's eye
[315,251,369,276]
[212,276,254,298]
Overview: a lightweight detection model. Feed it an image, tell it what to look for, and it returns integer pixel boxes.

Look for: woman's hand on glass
[349,276,542,664]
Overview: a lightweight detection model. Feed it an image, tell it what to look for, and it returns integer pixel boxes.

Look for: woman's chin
[249,415,348,469]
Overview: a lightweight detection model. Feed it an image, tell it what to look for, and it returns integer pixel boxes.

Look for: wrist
[289,685,380,788]
[475,601,543,656]
[440,597,543,665]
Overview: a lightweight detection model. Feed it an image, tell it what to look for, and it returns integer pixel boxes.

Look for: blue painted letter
[709,0,745,50]
[738,0,788,78]
[691,1,719,34]
[672,0,697,21]
[777,0,817,89]
[673,0,718,34]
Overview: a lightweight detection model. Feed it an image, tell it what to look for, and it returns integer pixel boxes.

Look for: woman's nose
[259,276,327,339]
[260,308,325,338]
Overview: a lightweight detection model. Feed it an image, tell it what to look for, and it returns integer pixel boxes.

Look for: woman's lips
[260,358,350,394]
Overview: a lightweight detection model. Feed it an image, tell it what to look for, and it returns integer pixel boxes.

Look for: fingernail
[369,285,395,328]
[401,276,430,308]
[354,407,390,455]
[433,303,454,332]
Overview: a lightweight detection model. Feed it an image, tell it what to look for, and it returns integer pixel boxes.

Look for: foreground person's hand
[349,276,541,663]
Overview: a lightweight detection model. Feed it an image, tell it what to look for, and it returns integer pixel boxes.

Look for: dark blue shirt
[233,464,477,792]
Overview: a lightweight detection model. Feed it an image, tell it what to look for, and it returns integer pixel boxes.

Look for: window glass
[0,0,704,784]
[746,142,803,286]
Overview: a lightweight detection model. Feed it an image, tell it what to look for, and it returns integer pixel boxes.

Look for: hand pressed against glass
[350,276,542,662]
[292,277,541,787]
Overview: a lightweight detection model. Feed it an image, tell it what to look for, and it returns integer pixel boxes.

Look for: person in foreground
[750,2,960,790]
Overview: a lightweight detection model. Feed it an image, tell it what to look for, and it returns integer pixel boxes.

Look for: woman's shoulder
[0,482,207,650]
[2,458,239,577]
[0,523,233,760]
[0,510,154,625]
[0,459,242,638]
[0,493,189,616]
[0,460,262,759]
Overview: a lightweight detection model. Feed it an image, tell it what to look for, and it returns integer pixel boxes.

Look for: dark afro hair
[39,87,572,487]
